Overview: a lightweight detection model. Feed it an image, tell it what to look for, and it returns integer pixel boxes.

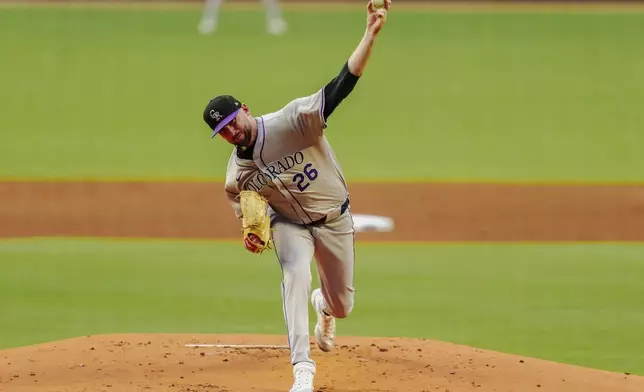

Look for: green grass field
[1,238,643,374]
[1,4,643,181]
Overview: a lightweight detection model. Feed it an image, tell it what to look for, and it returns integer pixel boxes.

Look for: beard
[236,126,253,149]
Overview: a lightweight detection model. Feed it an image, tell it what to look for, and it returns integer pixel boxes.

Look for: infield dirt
[2,333,643,392]
[1,181,644,241]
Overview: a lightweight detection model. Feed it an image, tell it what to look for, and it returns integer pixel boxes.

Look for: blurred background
[1,0,644,378]
[2,0,643,181]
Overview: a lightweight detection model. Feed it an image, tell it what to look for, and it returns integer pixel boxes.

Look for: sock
[262,0,283,21]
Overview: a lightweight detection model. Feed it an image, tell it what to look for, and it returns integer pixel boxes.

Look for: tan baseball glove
[239,190,273,254]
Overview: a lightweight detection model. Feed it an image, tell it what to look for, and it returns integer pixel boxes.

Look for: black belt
[308,198,350,226]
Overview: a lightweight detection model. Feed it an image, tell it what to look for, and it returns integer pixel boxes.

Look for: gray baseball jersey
[224,87,349,224]
[223,86,356,367]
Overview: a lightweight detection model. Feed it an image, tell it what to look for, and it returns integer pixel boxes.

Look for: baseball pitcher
[201,1,391,391]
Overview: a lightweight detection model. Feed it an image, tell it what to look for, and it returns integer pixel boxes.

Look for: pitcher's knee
[326,288,354,319]
[330,304,352,319]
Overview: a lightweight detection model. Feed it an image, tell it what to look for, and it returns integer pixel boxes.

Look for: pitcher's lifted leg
[310,212,356,352]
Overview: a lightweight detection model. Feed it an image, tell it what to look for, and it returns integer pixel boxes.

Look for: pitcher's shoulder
[258,108,288,127]
[226,148,255,177]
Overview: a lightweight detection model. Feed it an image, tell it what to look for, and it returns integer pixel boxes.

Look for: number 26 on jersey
[293,163,318,192]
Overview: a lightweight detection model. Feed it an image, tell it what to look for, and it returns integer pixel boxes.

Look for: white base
[351,214,394,233]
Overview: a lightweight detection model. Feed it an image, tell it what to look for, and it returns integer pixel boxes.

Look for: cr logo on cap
[210,110,223,121]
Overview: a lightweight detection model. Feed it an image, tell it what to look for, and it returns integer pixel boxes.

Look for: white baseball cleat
[289,361,315,392]
[311,288,335,352]
[198,18,217,34]
[267,17,288,36]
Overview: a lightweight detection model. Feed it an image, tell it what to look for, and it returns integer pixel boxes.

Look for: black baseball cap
[203,95,242,138]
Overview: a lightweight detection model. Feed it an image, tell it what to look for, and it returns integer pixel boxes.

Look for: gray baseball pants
[270,208,356,365]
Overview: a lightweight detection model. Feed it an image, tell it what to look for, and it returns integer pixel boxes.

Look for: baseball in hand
[372,0,385,9]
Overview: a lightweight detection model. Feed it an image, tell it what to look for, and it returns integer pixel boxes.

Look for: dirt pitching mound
[1,334,642,392]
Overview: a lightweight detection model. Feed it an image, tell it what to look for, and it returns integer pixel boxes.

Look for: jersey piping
[256,117,313,224]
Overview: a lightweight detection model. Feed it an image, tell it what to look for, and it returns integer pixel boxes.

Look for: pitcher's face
[218,107,255,148]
